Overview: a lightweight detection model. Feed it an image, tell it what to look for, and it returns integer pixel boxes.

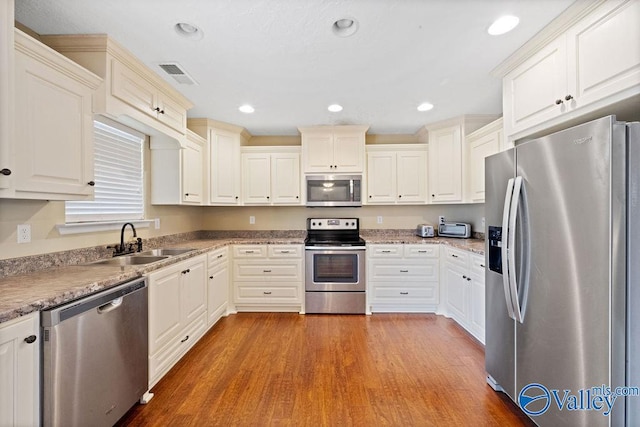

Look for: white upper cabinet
[41,34,194,146]
[242,147,301,205]
[424,116,498,204]
[300,125,368,173]
[9,29,101,200]
[0,1,12,194]
[366,144,427,204]
[150,129,205,205]
[466,118,503,203]
[499,0,640,140]
[188,118,248,205]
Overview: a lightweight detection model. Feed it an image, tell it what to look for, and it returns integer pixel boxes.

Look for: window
[65,119,144,223]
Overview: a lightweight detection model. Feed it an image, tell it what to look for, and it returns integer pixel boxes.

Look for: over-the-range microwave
[305,175,362,207]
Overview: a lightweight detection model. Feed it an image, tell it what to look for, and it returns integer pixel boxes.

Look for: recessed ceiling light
[332,18,359,37]
[175,22,204,40]
[239,105,255,114]
[417,102,434,112]
[488,15,519,36]
[328,104,343,112]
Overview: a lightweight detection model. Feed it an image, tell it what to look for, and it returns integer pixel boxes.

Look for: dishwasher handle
[97,297,123,314]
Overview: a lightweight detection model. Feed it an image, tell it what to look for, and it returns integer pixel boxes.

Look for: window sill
[56,219,156,235]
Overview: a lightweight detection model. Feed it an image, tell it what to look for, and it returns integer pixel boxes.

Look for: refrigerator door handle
[508,176,524,323]
[501,178,516,320]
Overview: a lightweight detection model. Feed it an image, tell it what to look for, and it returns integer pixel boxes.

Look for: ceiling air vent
[158,62,197,85]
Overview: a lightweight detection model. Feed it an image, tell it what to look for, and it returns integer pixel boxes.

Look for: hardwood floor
[117,313,535,427]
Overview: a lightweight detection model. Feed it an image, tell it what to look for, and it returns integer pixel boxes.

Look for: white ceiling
[14,0,574,136]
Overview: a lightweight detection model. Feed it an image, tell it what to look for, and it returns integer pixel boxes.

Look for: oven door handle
[305,246,366,251]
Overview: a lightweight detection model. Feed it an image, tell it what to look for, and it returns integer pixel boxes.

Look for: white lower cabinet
[440,246,485,343]
[367,244,440,313]
[147,254,207,387]
[207,247,229,327]
[231,244,303,312]
[0,312,40,427]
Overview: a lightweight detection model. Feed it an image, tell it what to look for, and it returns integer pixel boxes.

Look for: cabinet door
[271,152,301,204]
[503,36,567,136]
[148,267,182,354]
[14,46,94,198]
[444,262,469,326]
[111,60,157,118]
[302,133,333,173]
[208,263,229,327]
[210,129,240,204]
[428,126,463,203]
[468,129,502,203]
[181,257,207,326]
[156,93,187,133]
[367,151,396,203]
[333,133,364,172]
[0,313,39,427]
[242,153,271,204]
[182,136,204,204]
[567,0,640,109]
[397,150,427,203]
[469,255,486,344]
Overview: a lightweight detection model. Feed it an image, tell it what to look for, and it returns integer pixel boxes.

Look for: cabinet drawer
[369,259,439,281]
[470,254,486,277]
[370,285,438,304]
[367,244,403,258]
[235,284,300,302]
[149,312,207,386]
[404,245,439,258]
[233,245,267,258]
[268,245,302,258]
[208,247,228,269]
[233,260,302,281]
[443,246,469,268]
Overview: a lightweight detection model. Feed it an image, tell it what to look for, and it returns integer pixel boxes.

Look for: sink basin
[135,248,195,257]
[88,255,169,266]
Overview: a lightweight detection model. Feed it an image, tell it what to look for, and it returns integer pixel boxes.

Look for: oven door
[305,247,366,292]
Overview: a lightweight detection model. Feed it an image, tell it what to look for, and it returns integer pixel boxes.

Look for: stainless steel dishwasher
[42,277,148,427]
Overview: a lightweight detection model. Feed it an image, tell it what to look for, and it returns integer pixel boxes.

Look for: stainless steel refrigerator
[484,115,638,427]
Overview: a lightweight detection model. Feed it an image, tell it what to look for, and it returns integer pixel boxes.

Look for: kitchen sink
[135,248,195,257]
[88,255,169,266]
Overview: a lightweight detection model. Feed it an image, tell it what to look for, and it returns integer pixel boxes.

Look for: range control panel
[307,218,359,231]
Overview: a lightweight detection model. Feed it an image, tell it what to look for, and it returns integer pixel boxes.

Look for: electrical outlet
[438,216,446,225]
[154,218,161,229]
[249,216,255,225]
[17,224,31,244]
[377,216,383,224]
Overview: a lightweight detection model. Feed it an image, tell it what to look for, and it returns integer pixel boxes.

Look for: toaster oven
[438,222,471,238]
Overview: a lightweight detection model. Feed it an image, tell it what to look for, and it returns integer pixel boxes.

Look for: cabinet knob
[153,107,161,112]
[334,165,337,169]
[185,193,190,196]
[462,275,467,279]
[181,268,190,274]
[467,277,471,281]
[555,99,563,105]
[180,335,190,343]
[159,110,165,114]
[263,269,272,273]
[235,196,239,200]
[209,275,214,279]
[564,95,573,101]
[296,196,299,199]
[400,292,409,295]
[1,168,12,176]
[87,181,95,186]
[400,269,409,273]
[266,196,269,199]
[263,291,272,295]
[451,254,458,258]
[217,254,224,259]
[480,264,485,268]
[431,194,435,198]
[398,195,402,198]
[24,335,37,344]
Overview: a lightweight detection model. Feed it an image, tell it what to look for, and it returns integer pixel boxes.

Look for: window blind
[65,120,144,223]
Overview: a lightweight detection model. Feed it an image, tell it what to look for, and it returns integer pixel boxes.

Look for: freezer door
[484,149,517,399]
[514,116,626,426]
[628,122,640,425]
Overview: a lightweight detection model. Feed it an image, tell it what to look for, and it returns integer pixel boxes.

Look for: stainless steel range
[304,218,366,314]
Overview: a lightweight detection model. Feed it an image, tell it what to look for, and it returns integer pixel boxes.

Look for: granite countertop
[0,231,484,324]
